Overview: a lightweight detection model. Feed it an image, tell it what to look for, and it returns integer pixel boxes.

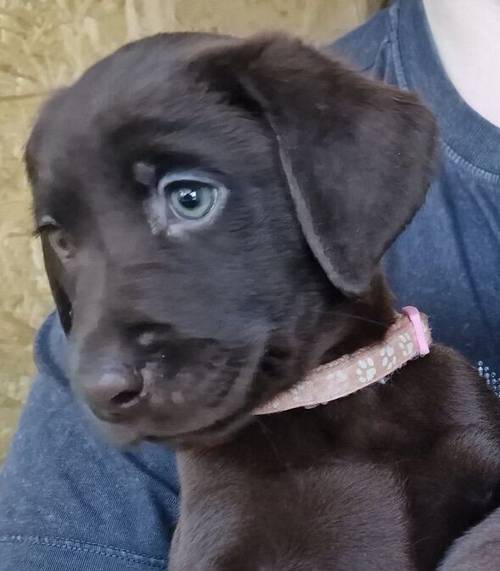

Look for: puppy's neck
[176,274,395,451]
[316,272,395,366]
[252,272,395,420]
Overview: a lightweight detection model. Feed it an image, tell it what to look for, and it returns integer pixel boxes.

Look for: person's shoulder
[326,6,394,74]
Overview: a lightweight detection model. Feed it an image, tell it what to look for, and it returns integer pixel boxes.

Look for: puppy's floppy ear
[41,234,73,334]
[192,34,437,296]
[25,118,73,335]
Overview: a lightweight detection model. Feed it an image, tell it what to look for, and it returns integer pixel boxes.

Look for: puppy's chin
[149,409,255,450]
[88,404,255,450]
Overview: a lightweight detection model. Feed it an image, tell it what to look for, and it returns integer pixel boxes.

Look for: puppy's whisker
[330,309,389,327]
[255,418,290,472]
[121,261,167,273]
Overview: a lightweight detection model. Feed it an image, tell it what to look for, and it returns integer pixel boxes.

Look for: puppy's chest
[172,455,412,571]
[172,403,500,571]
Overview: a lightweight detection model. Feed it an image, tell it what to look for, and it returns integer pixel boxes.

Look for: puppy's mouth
[92,398,254,449]
[148,403,253,447]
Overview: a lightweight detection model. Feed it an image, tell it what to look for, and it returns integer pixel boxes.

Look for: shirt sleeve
[0,315,179,571]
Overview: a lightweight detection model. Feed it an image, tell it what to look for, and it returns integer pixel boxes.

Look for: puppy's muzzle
[71,322,269,446]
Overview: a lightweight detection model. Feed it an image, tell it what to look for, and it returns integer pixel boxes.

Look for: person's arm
[0,313,179,571]
[438,507,500,571]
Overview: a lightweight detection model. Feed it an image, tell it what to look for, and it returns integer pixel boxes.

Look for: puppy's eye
[47,228,75,262]
[159,177,218,220]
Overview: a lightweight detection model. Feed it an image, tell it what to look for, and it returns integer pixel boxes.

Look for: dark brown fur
[26,32,500,570]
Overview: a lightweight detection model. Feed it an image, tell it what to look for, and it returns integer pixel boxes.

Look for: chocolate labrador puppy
[27,32,500,570]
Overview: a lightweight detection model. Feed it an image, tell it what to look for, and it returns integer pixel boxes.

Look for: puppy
[27,32,500,570]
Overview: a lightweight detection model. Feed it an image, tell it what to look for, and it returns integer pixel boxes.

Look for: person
[1,0,499,569]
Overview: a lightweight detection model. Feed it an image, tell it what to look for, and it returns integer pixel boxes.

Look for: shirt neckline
[392,0,500,180]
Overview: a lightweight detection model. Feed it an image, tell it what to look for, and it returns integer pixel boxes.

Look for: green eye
[162,179,218,220]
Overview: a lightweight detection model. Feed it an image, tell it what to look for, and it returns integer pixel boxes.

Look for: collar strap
[255,306,431,415]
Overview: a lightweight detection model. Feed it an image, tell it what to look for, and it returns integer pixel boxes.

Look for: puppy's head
[27,33,436,448]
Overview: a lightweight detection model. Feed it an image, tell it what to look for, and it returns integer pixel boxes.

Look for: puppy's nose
[83,366,145,420]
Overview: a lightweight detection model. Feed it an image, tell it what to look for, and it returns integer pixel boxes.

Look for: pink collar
[255,306,431,415]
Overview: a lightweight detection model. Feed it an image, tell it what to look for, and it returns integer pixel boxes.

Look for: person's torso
[331,0,500,382]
